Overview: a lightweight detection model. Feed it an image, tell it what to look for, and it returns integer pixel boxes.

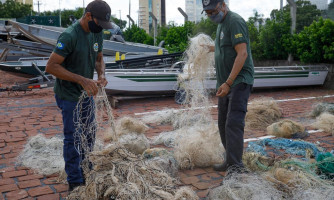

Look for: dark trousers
[55,95,95,184]
[218,83,252,167]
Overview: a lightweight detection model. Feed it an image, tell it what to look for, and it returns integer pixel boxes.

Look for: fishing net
[242,152,275,172]
[17,134,64,175]
[140,109,180,125]
[67,144,198,200]
[208,172,286,200]
[246,98,282,130]
[267,119,308,139]
[312,112,334,135]
[316,152,334,179]
[174,124,225,169]
[73,87,116,174]
[103,117,150,155]
[176,33,215,126]
[310,102,334,117]
[143,148,178,177]
[247,138,324,158]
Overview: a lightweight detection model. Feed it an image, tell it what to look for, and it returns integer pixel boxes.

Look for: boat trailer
[0,62,55,93]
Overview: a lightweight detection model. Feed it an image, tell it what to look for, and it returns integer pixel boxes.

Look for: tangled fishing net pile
[17,134,64,175]
[67,144,198,200]
[310,102,334,117]
[150,34,225,169]
[267,119,308,139]
[65,88,198,199]
[246,98,282,130]
[312,112,334,135]
[104,116,150,155]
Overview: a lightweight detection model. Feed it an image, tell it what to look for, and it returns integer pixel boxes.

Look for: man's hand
[216,83,230,97]
[79,77,99,96]
[97,75,108,87]
[200,45,215,53]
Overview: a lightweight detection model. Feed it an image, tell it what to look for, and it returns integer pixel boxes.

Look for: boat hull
[99,67,328,95]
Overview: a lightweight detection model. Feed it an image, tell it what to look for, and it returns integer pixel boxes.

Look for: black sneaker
[213,162,229,172]
[68,182,84,192]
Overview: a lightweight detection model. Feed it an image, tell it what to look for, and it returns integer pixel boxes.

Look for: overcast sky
[33,0,329,26]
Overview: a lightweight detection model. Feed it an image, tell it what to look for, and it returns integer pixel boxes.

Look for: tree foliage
[123,25,153,45]
[0,0,32,19]
[271,0,321,33]
[293,18,334,63]
[111,17,127,30]
[164,21,194,53]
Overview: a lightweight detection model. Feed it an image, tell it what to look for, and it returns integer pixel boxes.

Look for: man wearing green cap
[202,0,254,173]
[46,0,113,191]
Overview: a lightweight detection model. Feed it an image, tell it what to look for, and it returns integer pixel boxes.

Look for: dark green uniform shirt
[214,11,254,89]
[53,21,103,102]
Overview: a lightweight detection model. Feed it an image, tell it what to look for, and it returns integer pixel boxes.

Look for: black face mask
[88,16,103,33]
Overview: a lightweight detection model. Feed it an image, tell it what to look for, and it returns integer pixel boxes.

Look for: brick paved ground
[1,70,334,199]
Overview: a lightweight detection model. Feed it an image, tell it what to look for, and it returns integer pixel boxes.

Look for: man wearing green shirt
[46,0,112,191]
[202,0,254,172]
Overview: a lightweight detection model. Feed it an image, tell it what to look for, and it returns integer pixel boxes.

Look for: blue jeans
[55,95,96,184]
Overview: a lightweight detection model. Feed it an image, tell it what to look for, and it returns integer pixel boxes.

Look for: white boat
[99,65,329,95]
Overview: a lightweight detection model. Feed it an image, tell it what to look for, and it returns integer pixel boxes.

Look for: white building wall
[309,0,328,10]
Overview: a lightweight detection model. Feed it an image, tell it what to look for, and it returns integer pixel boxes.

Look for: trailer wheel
[175,89,188,105]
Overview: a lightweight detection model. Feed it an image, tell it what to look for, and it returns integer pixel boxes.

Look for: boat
[0,53,183,75]
[99,65,329,95]
[8,20,166,56]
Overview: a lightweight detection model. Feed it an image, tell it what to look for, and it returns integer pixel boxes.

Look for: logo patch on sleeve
[235,33,243,39]
[56,42,64,50]
[93,43,99,52]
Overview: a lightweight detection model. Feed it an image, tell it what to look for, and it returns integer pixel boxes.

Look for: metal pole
[129,0,131,28]
[118,10,122,28]
[149,12,157,46]
[127,15,135,26]
[59,0,62,27]
[178,7,188,23]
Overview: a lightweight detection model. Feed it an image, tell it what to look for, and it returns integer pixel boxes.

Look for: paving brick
[196,189,209,198]
[53,184,68,193]
[180,176,199,185]
[18,179,41,189]
[27,186,54,197]
[0,166,16,172]
[36,193,59,200]
[18,174,44,182]
[0,178,15,186]
[60,192,69,198]
[192,182,212,190]
[2,170,27,178]
[42,177,58,185]
[0,183,18,193]
[4,137,25,143]
[4,152,19,159]
[5,189,28,200]
[184,168,207,176]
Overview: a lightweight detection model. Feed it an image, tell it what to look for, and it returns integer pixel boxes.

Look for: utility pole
[59,0,62,27]
[149,12,157,46]
[287,0,297,64]
[83,0,85,8]
[34,1,42,15]
[118,10,122,29]
[129,0,131,28]
[280,0,283,11]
